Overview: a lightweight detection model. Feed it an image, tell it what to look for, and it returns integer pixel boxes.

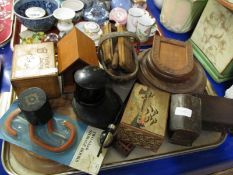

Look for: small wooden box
[11,42,60,98]
[117,83,170,152]
[57,28,99,93]
[169,94,202,146]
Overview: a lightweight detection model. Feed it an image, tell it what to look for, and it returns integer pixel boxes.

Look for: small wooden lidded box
[11,42,60,98]
[169,94,202,146]
[117,83,170,152]
[57,28,99,93]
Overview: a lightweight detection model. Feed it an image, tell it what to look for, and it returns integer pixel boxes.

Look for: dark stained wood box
[196,94,233,132]
[169,94,202,146]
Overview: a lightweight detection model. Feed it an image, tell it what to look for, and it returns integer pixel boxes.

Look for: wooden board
[151,36,194,78]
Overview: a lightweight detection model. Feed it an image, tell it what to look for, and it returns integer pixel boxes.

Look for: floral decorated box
[191,0,233,79]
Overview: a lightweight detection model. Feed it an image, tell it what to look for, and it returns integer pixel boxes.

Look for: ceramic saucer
[25,7,46,19]
[75,21,103,46]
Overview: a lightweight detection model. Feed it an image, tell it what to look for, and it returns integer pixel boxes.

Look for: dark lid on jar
[74,66,108,90]
[18,87,47,112]
[18,87,53,125]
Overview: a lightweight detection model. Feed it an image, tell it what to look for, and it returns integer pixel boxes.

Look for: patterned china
[61,0,84,20]
[14,0,59,31]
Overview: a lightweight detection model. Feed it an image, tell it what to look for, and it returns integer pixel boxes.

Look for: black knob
[74,66,109,106]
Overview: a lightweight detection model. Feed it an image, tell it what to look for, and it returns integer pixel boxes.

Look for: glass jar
[83,0,109,24]
[111,0,132,11]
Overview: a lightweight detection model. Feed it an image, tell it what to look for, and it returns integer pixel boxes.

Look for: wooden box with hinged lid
[11,42,60,98]
[117,83,170,152]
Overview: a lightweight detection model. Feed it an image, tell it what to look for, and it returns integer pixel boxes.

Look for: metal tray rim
[1,132,227,175]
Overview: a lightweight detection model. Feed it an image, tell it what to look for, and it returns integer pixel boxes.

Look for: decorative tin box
[192,41,233,83]
[169,94,202,146]
[117,83,170,152]
[11,42,60,98]
[57,28,99,93]
[191,0,233,82]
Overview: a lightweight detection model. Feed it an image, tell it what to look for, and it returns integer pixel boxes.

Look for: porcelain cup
[53,8,75,36]
[126,7,144,33]
[61,0,84,20]
[136,15,155,42]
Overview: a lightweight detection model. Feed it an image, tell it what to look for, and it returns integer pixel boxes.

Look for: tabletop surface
[1,0,233,174]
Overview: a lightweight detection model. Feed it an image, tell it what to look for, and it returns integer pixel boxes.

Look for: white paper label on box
[175,107,192,118]
[15,68,58,78]
[70,126,107,175]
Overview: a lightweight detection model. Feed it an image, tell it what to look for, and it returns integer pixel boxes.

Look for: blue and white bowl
[14,0,60,31]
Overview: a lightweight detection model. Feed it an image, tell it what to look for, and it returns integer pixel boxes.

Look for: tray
[2,129,227,175]
[0,0,14,47]
[4,10,227,175]
[1,86,227,175]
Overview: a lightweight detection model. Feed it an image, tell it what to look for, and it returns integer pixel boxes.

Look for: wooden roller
[111,44,119,69]
[102,22,113,64]
[117,25,135,73]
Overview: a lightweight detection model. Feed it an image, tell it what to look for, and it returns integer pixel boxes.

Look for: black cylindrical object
[18,87,53,125]
[74,66,107,106]
[73,66,122,129]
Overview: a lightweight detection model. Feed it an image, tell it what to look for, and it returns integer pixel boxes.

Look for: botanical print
[192,0,233,73]
[200,11,229,66]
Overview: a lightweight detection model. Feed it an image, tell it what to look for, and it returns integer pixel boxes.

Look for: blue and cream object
[83,0,109,24]
[111,0,132,10]
[14,0,60,31]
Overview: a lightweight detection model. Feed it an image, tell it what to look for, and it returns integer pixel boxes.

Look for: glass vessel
[111,0,132,11]
[83,0,109,25]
